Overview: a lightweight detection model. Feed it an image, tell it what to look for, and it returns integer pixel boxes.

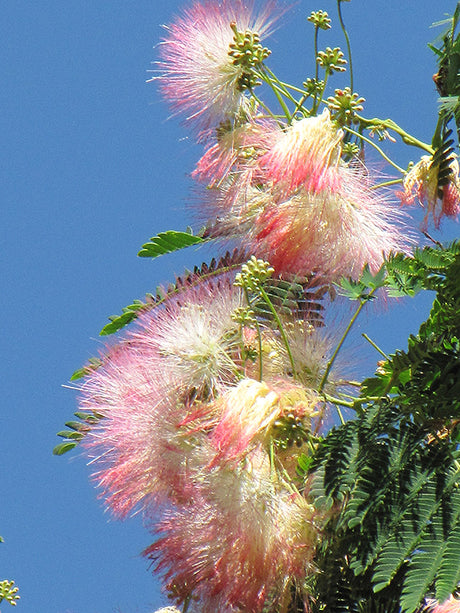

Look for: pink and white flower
[251,170,408,279]
[154,0,279,134]
[79,275,244,517]
[207,378,318,465]
[259,109,344,196]
[200,110,411,281]
[400,154,460,228]
[145,448,321,613]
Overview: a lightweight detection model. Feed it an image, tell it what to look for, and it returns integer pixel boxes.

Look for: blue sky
[2,1,459,612]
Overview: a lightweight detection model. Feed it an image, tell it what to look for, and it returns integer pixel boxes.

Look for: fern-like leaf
[99,249,247,336]
[137,229,205,258]
[400,515,447,613]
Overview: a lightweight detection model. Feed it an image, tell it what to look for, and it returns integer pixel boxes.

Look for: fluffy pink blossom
[145,448,321,613]
[400,154,460,228]
[252,172,409,279]
[193,118,274,186]
[259,109,344,196]
[208,378,318,465]
[154,0,279,134]
[79,276,244,517]
[199,110,411,280]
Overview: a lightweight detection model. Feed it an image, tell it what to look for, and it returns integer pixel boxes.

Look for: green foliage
[70,356,102,381]
[53,410,101,456]
[338,264,386,301]
[137,229,204,259]
[429,3,460,148]
[100,297,155,336]
[250,275,327,325]
[100,249,246,336]
[309,242,460,612]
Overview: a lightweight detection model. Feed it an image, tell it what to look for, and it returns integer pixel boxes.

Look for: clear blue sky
[2,1,458,612]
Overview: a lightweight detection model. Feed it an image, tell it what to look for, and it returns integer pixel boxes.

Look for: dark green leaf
[138,230,204,259]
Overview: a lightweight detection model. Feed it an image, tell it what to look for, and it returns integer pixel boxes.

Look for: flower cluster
[79,270,336,611]
[197,108,411,281]
[69,0,460,611]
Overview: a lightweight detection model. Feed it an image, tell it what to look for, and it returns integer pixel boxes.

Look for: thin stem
[292,93,312,119]
[258,286,297,377]
[256,67,293,122]
[362,333,388,358]
[338,379,362,387]
[249,88,281,123]
[336,404,346,425]
[344,126,406,174]
[369,178,404,191]
[266,79,299,106]
[322,393,355,408]
[260,78,318,117]
[183,595,192,613]
[269,439,276,479]
[277,81,311,95]
[263,66,299,103]
[313,24,320,109]
[255,320,263,382]
[312,71,329,116]
[357,115,434,154]
[318,288,377,393]
[337,0,353,91]
[322,393,354,424]
[423,231,443,248]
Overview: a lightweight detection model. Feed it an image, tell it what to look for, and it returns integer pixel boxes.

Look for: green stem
[336,404,346,425]
[263,66,299,103]
[337,0,353,91]
[183,595,192,613]
[341,379,363,387]
[292,93,312,118]
[313,25,320,110]
[322,393,355,408]
[357,115,434,154]
[362,333,388,358]
[257,67,293,122]
[312,71,329,116]
[318,288,377,393]
[269,439,277,481]
[343,126,406,174]
[369,178,404,191]
[258,286,297,377]
[249,88,281,124]
[255,320,263,382]
[278,81,311,95]
[267,79,299,106]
